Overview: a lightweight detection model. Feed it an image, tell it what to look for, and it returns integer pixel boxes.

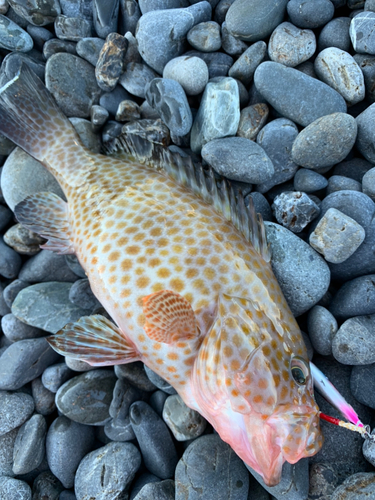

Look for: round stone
[0,477,31,500]
[0,14,33,51]
[318,17,352,52]
[268,22,316,67]
[307,305,337,356]
[291,113,357,169]
[163,56,209,96]
[287,0,334,29]
[120,62,159,99]
[294,169,328,193]
[363,167,375,200]
[356,103,375,163]
[332,315,375,365]
[0,391,34,436]
[329,274,375,320]
[3,224,45,256]
[187,21,221,52]
[237,103,269,140]
[162,394,207,441]
[350,12,375,55]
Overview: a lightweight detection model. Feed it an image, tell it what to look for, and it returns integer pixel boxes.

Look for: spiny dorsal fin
[104,131,270,263]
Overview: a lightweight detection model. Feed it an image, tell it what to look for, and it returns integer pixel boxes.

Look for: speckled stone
[162,395,207,441]
[120,62,159,99]
[12,414,47,475]
[0,477,32,500]
[331,473,375,499]
[268,22,316,67]
[326,175,362,195]
[237,103,268,140]
[95,33,128,92]
[187,20,221,52]
[356,103,375,163]
[272,191,320,233]
[332,314,375,365]
[287,0,334,29]
[354,53,375,102]
[3,224,45,256]
[0,14,33,51]
[350,12,375,55]
[307,305,337,356]
[0,392,34,436]
[329,275,375,319]
[54,14,92,41]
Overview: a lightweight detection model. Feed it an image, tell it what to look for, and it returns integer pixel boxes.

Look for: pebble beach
[1,0,375,498]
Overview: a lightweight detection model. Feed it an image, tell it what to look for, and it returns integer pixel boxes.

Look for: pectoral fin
[15,192,74,254]
[47,315,139,366]
[142,290,199,344]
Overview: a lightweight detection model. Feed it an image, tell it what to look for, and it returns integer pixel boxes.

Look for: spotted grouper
[0,65,323,486]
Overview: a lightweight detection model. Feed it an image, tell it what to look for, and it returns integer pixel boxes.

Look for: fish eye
[290,357,309,386]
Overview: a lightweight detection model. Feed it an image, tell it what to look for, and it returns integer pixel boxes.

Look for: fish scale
[0,65,323,487]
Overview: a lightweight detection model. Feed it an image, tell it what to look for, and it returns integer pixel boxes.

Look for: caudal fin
[0,64,87,185]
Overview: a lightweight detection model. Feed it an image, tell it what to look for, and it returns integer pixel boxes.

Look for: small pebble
[308,463,339,500]
[1,313,45,342]
[228,41,266,87]
[354,53,375,102]
[356,103,375,163]
[294,169,328,193]
[43,38,77,59]
[104,417,135,442]
[149,390,169,417]
[120,62,159,99]
[32,471,64,499]
[221,21,247,56]
[351,366,375,410]
[69,117,102,153]
[329,274,375,319]
[332,314,375,365]
[272,191,320,233]
[65,357,93,372]
[162,394,207,441]
[92,0,119,38]
[287,0,334,29]
[307,305,337,356]
[0,237,22,279]
[68,278,100,311]
[163,56,209,96]
[186,49,233,78]
[0,477,32,500]
[110,378,147,420]
[331,472,375,500]
[2,279,30,308]
[31,377,57,415]
[12,414,47,475]
[0,14,33,51]
[115,361,158,392]
[268,22,316,67]
[327,175,362,195]
[4,224,45,255]
[115,99,141,122]
[19,250,79,283]
[0,428,19,477]
[0,391,34,436]
[318,17,352,51]
[362,167,375,200]
[309,208,366,264]
[237,103,268,140]
[333,158,373,182]
[246,192,272,222]
[350,12,375,54]
[90,104,109,132]
[54,14,92,41]
[76,37,105,66]
[41,363,73,393]
[65,254,86,278]
[134,479,175,500]
[95,33,127,92]
[187,20,221,52]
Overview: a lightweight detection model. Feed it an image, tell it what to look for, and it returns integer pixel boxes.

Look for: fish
[0,65,323,486]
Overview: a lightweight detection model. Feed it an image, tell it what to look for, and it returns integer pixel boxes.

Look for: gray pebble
[0,134,15,156]
[135,1,212,74]
[294,169,328,193]
[350,12,375,54]
[46,416,95,488]
[104,416,135,441]
[32,471,64,499]
[3,280,30,309]
[99,85,131,116]
[119,0,141,35]
[95,33,127,92]
[45,53,101,118]
[329,274,375,319]
[190,77,240,153]
[309,208,366,264]
[256,118,299,193]
[314,48,365,105]
[0,14,33,51]
[69,117,102,153]
[221,21,248,56]
[213,0,234,24]
[228,41,266,87]
[59,491,77,500]
[187,21,221,52]
[56,369,116,425]
[138,0,189,14]
[272,191,320,233]
[1,147,64,211]
[75,441,141,500]
[54,14,92,41]
[120,62,159,99]
[31,377,56,416]
[291,113,357,169]
[318,17,352,52]
[356,103,375,163]
[130,473,160,500]
[202,136,273,184]
[115,361,158,392]
[68,279,99,311]
[130,401,179,479]
[186,49,233,78]
[19,250,79,283]
[65,357,93,372]
[12,414,47,475]
[225,0,288,42]
[287,0,334,29]
[175,433,249,499]
[0,338,60,391]
[0,477,31,500]
[65,254,86,278]
[43,38,77,59]
[42,363,73,393]
[134,480,175,500]
[308,463,338,500]
[92,0,119,38]
[265,221,330,316]
[363,167,375,200]
[254,62,346,127]
[333,158,373,183]
[110,379,147,420]
[237,103,268,140]
[354,54,375,102]
[0,427,18,477]
[145,78,192,137]
[27,24,54,51]
[0,237,22,279]
[307,305,337,356]
[0,391,34,436]
[269,22,316,67]
[90,104,109,132]
[163,56,209,96]
[0,204,12,232]
[332,314,375,365]
[0,284,11,317]
[326,175,362,195]
[0,52,45,85]
[1,313,45,342]
[163,394,206,441]
[149,390,168,417]
[76,37,105,66]
[245,192,272,222]
[331,473,375,499]
[4,224,45,255]
[351,365,375,409]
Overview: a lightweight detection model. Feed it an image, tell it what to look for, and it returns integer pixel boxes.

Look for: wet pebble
[4,224,45,255]
[115,361,158,392]
[291,113,357,169]
[272,191,320,233]
[329,274,375,319]
[0,477,32,500]
[54,14,92,41]
[0,391,34,436]
[254,62,346,127]
[46,416,95,488]
[268,22,316,67]
[309,208,366,264]
[202,136,273,184]
[294,168,328,193]
[265,221,330,316]
[110,378,147,420]
[104,416,135,441]
[287,0,334,29]
[175,433,249,499]
[75,441,141,500]
[1,313,45,342]
[130,401,178,479]
[68,278,99,311]
[237,103,268,140]
[90,104,109,132]
[332,314,375,365]
[92,0,119,38]
[31,377,57,415]
[56,369,116,425]
[120,62,158,99]
[307,305,337,356]
[95,33,127,92]
[350,12,375,55]
[331,472,375,500]
[0,14,33,51]
[12,414,47,475]
[163,56,209,96]
[41,362,73,393]
[163,394,207,441]
[187,20,221,52]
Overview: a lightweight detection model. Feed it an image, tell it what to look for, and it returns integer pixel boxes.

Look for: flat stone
[115,362,158,392]
[190,77,240,153]
[0,338,60,391]
[254,62,347,127]
[95,33,127,92]
[12,414,47,475]
[43,38,77,59]
[92,0,119,38]
[75,441,141,499]
[0,14,33,51]
[225,0,288,42]
[314,47,365,105]
[187,20,221,52]
[19,250,79,283]
[326,175,362,195]
[76,37,105,66]
[186,50,233,78]
[68,278,99,311]
[175,434,249,499]
[329,274,375,319]
[309,208,366,264]
[2,280,30,309]
[221,21,248,56]
[269,22,316,67]
[350,12,375,55]
[265,221,330,316]
[294,169,328,193]
[2,313,45,341]
[307,305,337,356]
[55,369,117,425]
[120,62,159,98]
[7,0,60,25]
[54,14,92,41]
[104,417,135,442]
[163,56,209,96]
[287,0,334,29]
[163,395,207,441]
[0,392,34,436]
[201,136,273,184]
[332,314,375,365]
[31,377,56,415]
[228,41,267,87]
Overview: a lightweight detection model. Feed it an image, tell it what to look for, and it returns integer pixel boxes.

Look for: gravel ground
[1,0,375,499]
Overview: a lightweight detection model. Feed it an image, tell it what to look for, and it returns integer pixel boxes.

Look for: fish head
[192,294,323,486]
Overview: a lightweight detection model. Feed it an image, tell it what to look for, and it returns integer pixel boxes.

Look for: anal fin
[15,191,74,254]
[47,315,139,366]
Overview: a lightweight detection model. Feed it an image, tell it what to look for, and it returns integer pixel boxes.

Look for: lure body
[0,66,323,486]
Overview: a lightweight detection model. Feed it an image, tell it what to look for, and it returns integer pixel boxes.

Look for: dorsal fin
[104,131,270,263]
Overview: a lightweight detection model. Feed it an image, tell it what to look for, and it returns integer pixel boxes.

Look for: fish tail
[0,64,87,186]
